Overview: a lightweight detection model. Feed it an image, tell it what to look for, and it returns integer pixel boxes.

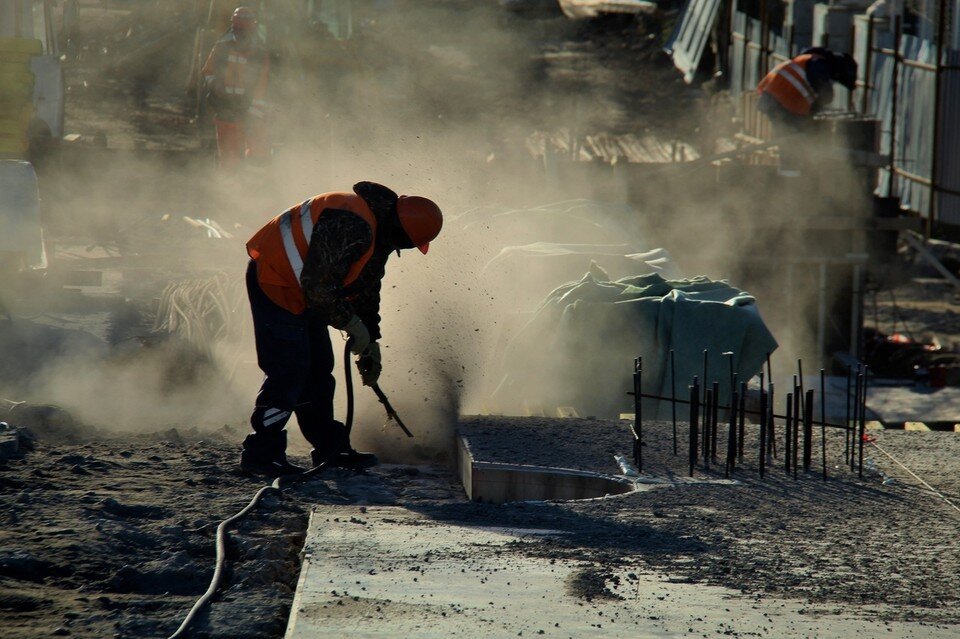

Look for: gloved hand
[357,342,382,387]
[342,315,370,355]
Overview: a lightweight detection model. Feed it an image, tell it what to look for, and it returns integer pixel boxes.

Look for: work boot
[311,447,379,470]
[239,431,305,477]
[307,421,377,470]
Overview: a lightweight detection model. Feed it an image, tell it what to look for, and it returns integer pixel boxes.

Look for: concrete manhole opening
[469,462,636,504]
[458,436,636,504]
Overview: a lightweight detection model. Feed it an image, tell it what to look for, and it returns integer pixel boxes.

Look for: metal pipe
[863,16,875,114]
[758,0,769,81]
[926,0,946,227]
[876,49,937,71]
[892,165,960,197]
[888,16,902,199]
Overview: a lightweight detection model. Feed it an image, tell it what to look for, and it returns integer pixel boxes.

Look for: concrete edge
[282,507,316,639]
[458,433,638,504]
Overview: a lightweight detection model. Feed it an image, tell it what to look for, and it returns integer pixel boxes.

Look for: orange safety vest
[201,36,270,117]
[757,54,820,116]
[246,192,378,314]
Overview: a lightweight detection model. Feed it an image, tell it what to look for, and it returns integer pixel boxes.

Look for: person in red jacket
[241,182,443,476]
[757,47,857,175]
[201,7,270,169]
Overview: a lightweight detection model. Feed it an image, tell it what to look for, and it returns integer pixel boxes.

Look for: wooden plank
[556,406,580,418]
[866,421,885,431]
[904,421,931,431]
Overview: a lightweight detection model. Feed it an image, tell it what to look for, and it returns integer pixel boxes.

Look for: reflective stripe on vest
[758,55,820,116]
[776,62,816,106]
[278,199,319,281]
[246,192,377,314]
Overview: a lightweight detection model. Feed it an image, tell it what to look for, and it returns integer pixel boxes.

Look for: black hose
[166,463,329,639]
[166,342,356,638]
[344,340,354,436]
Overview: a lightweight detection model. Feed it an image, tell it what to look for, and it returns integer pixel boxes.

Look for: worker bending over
[241,182,443,476]
[756,47,857,175]
[201,7,270,169]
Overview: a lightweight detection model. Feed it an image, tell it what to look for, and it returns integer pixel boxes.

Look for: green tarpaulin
[491,269,778,418]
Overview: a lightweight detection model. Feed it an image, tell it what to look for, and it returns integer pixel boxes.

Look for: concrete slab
[0,423,33,460]
[866,384,960,424]
[285,506,959,639]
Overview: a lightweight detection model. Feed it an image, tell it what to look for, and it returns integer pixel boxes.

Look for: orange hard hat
[397,195,442,254]
[232,6,256,30]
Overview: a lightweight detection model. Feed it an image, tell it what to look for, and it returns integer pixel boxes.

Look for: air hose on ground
[168,340,412,638]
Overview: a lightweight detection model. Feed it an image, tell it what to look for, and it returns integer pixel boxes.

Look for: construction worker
[757,47,857,175]
[201,7,270,169]
[240,182,443,476]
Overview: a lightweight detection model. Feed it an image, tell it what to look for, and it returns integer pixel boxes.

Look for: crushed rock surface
[456,416,960,625]
[0,426,463,639]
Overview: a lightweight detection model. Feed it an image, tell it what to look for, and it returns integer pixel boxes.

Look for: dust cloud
[1,2,868,461]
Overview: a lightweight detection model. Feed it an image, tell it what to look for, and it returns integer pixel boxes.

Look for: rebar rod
[820,369,828,480]
[670,349,677,456]
[711,381,720,461]
[738,381,746,461]
[727,389,738,477]
[689,378,700,477]
[759,383,767,479]
[803,390,814,472]
[785,392,793,473]
[859,368,868,478]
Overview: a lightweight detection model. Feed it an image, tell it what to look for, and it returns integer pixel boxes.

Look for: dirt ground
[460,416,960,626]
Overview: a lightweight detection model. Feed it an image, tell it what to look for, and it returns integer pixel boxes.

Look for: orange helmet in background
[397,195,443,254]
[232,6,257,33]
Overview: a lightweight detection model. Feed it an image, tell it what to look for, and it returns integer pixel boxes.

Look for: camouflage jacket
[299,182,398,341]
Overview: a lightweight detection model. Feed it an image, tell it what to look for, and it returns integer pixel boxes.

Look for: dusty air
[0,1,958,638]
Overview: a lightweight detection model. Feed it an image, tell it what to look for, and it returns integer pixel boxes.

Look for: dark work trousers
[245,259,342,456]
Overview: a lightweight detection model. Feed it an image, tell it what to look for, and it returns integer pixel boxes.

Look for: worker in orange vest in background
[201,7,270,169]
[240,182,443,477]
[756,47,857,176]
